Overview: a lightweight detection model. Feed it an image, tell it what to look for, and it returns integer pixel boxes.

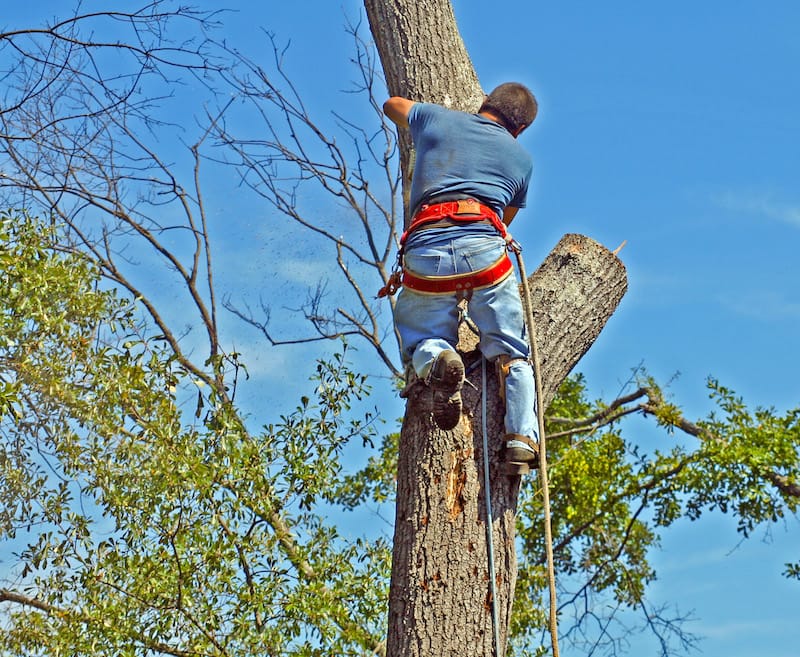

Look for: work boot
[428,350,465,430]
[503,434,540,475]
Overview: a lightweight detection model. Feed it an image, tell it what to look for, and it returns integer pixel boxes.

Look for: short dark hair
[479,82,538,134]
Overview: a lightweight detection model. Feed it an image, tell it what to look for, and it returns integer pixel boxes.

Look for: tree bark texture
[363,2,628,655]
[363,0,482,109]
[363,0,483,225]
[387,235,627,656]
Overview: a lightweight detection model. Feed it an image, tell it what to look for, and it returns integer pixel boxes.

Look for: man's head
[479,83,538,136]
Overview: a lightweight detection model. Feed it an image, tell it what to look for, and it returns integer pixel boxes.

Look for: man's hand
[383,97,416,129]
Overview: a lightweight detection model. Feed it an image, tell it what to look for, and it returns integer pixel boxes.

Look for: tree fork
[387,234,627,656]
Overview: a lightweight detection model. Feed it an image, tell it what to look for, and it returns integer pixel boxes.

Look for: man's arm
[502,206,520,227]
[383,97,416,129]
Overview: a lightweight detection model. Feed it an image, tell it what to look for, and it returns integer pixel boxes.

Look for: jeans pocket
[404,252,442,276]
[461,239,505,271]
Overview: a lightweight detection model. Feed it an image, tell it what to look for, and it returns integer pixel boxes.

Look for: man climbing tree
[1,3,798,657]
[382,83,542,475]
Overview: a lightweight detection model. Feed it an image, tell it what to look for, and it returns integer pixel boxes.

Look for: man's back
[407,102,532,217]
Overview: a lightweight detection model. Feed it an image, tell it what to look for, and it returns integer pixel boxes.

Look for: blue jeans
[395,228,539,443]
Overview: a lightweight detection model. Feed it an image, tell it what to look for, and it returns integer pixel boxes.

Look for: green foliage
[785,562,800,580]
[677,379,800,534]
[510,372,799,653]
[1,210,797,657]
[0,211,388,656]
[334,430,400,511]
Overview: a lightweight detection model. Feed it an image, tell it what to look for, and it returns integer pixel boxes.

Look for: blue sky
[475,5,800,655]
[4,2,799,656]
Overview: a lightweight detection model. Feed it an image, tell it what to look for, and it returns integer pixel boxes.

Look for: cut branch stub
[458,233,627,409]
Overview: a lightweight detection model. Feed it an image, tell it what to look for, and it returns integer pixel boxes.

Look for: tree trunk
[363,2,628,655]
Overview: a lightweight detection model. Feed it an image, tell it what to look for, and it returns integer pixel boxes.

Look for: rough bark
[363,0,482,108]
[363,2,629,655]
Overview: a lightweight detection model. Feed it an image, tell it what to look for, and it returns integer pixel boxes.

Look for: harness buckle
[455,198,481,215]
[377,270,403,298]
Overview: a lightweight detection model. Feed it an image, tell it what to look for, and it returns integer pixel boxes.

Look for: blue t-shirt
[407,102,533,218]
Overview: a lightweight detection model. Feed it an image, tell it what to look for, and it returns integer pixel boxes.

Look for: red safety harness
[378,199,513,298]
[400,198,508,243]
[401,251,514,295]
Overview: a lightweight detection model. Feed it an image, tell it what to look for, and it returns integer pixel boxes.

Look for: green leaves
[509,370,799,653]
[677,378,800,535]
[0,212,388,656]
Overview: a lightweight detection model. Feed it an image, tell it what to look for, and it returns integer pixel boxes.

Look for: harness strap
[400,199,507,244]
[401,252,513,295]
[376,199,509,299]
[495,355,530,406]
[503,433,539,451]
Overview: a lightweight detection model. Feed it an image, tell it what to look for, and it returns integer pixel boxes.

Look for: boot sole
[430,351,464,430]
[503,446,539,475]
[502,461,534,475]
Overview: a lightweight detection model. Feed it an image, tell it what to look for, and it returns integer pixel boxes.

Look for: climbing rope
[480,356,502,657]
[463,236,561,657]
[510,238,561,657]
[479,237,560,656]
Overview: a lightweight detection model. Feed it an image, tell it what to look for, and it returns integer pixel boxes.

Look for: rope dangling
[480,356,502,657]
[509,238,561,657]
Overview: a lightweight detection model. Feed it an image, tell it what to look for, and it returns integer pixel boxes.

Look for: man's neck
[478,110,519,138]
